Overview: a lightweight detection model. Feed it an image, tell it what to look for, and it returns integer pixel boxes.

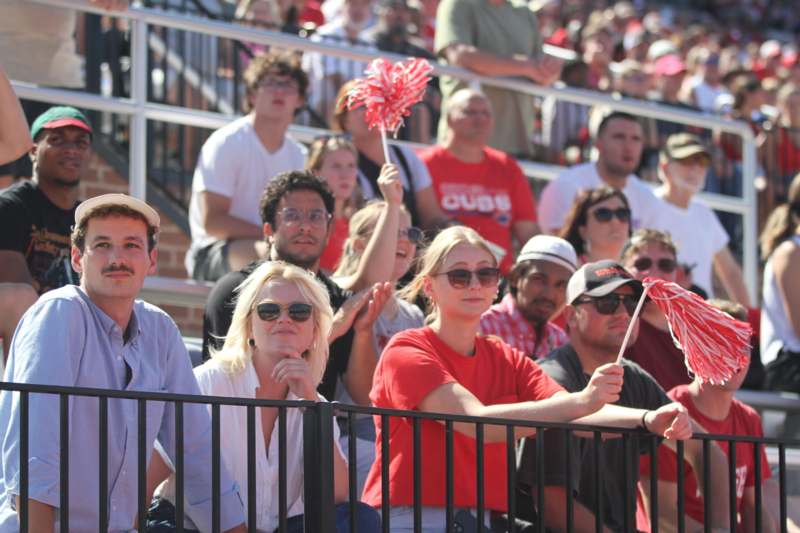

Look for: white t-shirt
[537,162,665,234]
[186,116,306,273]
[651,187,729,297]
[0,1,82,87]
[690,78,730,113]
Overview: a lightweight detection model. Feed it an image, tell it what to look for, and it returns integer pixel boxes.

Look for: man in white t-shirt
[649,133,751,305]
[688,50,729,113]
[187,52,307,281]
[538,111,665,234]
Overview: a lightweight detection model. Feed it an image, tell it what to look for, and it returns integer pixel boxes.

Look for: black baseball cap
[566,260,643,305]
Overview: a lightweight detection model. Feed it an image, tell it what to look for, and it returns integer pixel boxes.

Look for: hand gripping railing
[14,0,760,302]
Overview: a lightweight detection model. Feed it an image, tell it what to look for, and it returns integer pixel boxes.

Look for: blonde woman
[146,261,380,532]
[306,135,362,272]
[331,199,425,493]
[360,226,692,532]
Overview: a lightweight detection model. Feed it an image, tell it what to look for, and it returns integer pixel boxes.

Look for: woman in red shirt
[361,226,691,531]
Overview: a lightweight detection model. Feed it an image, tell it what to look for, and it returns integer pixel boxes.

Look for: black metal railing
[2,380,797,532]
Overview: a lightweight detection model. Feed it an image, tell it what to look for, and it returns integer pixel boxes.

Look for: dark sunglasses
[591,207,631,223]
[436,267,501,289]
[255,302,313,322]
[632,257,677,273]
[399,226,423,244]
[575,293,640,316]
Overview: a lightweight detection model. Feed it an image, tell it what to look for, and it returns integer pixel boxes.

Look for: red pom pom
[346,57,433,134]
[643,278,752,385]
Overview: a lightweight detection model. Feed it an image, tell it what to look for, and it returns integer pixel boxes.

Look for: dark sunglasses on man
[591,207,631,223]
[574,292,641,316]
[632,257,677,274]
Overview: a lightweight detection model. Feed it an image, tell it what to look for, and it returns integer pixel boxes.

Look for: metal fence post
[129,11,148,201]
[303,402,336,533]
[740,131,759,304]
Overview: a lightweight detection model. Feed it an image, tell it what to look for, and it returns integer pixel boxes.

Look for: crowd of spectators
[226,0,800,195]
[1,0,800,530]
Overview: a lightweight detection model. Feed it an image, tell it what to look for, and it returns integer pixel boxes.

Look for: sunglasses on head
[591,207,631,223]
[312,133,347,146]
[632,257,677,273]
[255,302,313,322]
[575,293,640,316]
[436,267,501,289]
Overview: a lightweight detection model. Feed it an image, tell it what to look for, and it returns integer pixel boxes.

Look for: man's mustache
[102,264,134,275]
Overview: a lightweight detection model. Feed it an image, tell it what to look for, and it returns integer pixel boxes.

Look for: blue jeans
[285,501,381,533]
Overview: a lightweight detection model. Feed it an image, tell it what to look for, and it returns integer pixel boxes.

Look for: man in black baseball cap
[0,106,93,358]
[517,260,731,533]
[565,259,643,307]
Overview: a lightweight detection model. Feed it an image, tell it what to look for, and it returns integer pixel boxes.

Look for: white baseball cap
[516,235,578,273]
[75,193,161,230]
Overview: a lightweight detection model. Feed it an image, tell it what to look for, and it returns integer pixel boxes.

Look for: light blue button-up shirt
[0,285,245,532]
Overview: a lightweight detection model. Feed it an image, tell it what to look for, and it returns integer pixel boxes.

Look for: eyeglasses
[574,293,640,316]
[399,226,423,244]
[632,257,677,273]
[277,208,331,227]
[435,267,501,289]
[255,302,313,322]
[591,207,631,223]
[258,77,300,92]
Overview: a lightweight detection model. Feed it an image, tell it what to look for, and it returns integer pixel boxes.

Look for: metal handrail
[18,0,760,301]
[1,378,793,532]
[737,390,800,414]
[141,276,213,307]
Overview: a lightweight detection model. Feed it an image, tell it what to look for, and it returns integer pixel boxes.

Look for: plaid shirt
[479,294,568,360]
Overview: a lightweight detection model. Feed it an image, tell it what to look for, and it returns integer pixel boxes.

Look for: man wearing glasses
[186,52,308,282]
[517,260,730,533]
[649,133,750,306]
[203,170,392,403]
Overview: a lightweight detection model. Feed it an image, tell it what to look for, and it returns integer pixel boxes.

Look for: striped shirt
[479,293,568,360]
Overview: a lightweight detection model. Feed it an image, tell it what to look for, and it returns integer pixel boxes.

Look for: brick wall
[79,154,204,337]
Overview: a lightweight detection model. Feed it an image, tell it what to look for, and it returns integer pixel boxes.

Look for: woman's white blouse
[158,359,344,531]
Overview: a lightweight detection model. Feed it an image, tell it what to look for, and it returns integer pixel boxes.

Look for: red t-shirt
[637,384,771,529]
[420,146,537,274]
[361,327,564,511]
[625,319,693,393]
[318,217,349,272]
